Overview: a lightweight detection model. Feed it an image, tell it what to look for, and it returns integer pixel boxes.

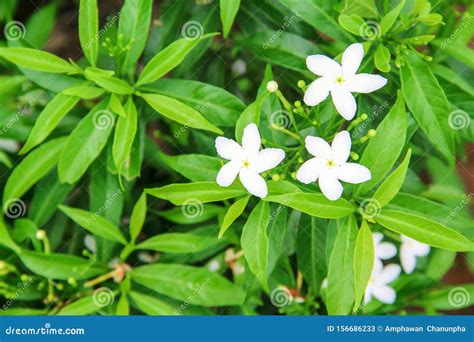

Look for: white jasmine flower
[304,43,387,120]
[0,139,19,153]
[266,80,278,92]
[296,130,371,201]
[373,232,397,270]
[215,123,285,198]
[400,235,430,274]
[84,235,97,253]
[364,263,401,305]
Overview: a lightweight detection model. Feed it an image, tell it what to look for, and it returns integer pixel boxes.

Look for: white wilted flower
[373,232,397,270]
[296,131,371,201]
[400,235,430,274]
[364,263,401,305]
[215,123,285,198]
[304,43,387,120]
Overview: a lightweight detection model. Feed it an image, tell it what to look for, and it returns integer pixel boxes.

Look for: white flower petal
[242,123,261,157]
[380,264,401,284]
[319,172,343,201]
[331,86,357,120]
[373,258,384,274]
[400,245,417,274]
[306,54,341,77]
[216,160,241,187]
[303,77,331,106]
[239,167,268,198]
[413,242,430,257]
[363,286,373,304]
[253,148,285,173]
[305,136,332,159]
[341,43,364,77]
[376,242,397,260]
[335,163,371,184]
[296,157,325,184]
[345,74,388,93]
[331,131,351,164]
[215,137,243,160]
[372,284,396,304]
[372,232,384,245]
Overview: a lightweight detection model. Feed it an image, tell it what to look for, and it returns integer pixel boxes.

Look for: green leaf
[338,14,365,36]
[19,250,107,280]
[130,263,245,306]
[235,93,268,143]
[79,0,99,66]
[264,192,355,219]
[85,68,134,95]
[219,196,250,239]
[58,205,127,244]
[279,0,354,42]
[108,94,127,117]
[62,84,105,99]
[0,47,75,73]
[141,93,223,134]
[136,33,218,86]
[220,0,240,38]
[130,193,146,242]
[400,52,454,162]
[118,0,153,73]
[353,220,374,312]
[342,0,378,17]
[241,201,270,290]
[326,215,358,315]
[20,93,79,154]
[58,100,115,184]
[3,137,67,204]
[375,209,474,251]
[158,153,221,182]
[0,218,20,252]
[380,0,405,35]
[354,92,407,196]
[139,79,245,127]
[374,44,391,72]
[137,233,218,253]
[412,285,474,310]
[129,291,177,315]
[146,182,246,205]
[0,151,13,168]
[116,293,130,315]
[113,97,137,172]
[58,296,100,315]
[372,149,411,207]
[24,3,57,48]
[156,205,222,225]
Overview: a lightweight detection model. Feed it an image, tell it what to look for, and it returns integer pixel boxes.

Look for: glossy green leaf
[219,196,250,239]
[137,233,218,253]
[372,149,411,207]
[58,296,100,315]
[353,220,374,312]
[129,291,177,315]
[113,97,137,172]
[130,193,146,242]
[141,93,223,134]
[374,44,391,72]
[85,68,134,95]
[158,153,221,182]
[20,93,79,154]
[58,205,127,244]
[3,137,67,204]
[338,14,365,36]
[79,0,99,66]
[130,263,245,306]
[380,0,405,35]
[0,218,20,252]
[62,84,105,99]
[375,209,474,251]
[220,0,240,38]
[235,93,269,143]
[108,94,127,117]
[0,47,75,73]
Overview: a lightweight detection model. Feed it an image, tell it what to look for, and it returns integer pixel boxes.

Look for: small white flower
[373,232,397,270]
[266,80,278,93]
[304,43,387,120]
[215,123,285,198]
[400,235,430,274]
[296,130,371,201]
[84,235,97,253]
[364,263,401,305]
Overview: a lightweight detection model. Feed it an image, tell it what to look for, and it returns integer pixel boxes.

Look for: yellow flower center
[335,76,345,85]
[326,160,336,168]
[242,160,251,168]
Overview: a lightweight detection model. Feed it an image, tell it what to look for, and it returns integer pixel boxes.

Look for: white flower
[215,123,285,198]
[304,43,387,120]
[373,232,397,270]
[400,235,430,274]
[296,130,371,201]
[364,263,401,305]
